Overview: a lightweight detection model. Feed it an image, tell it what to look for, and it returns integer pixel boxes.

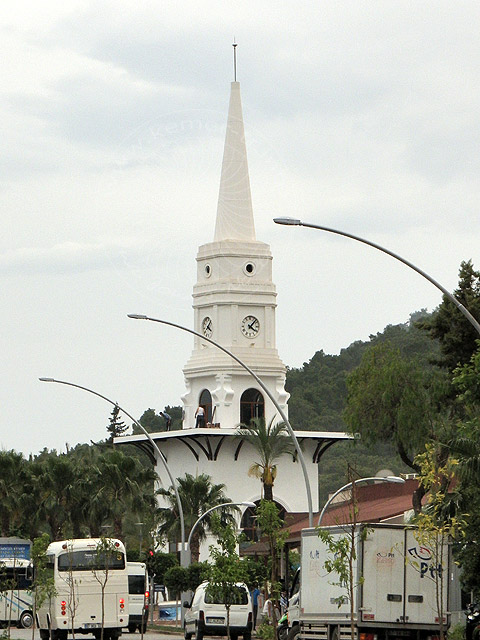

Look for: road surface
[8,629,183,640]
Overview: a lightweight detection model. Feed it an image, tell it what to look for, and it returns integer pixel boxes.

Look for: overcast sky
[2,1,480,456]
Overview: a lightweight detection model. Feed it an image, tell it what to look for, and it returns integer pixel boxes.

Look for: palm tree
[29,453,79,539]
[89,449,156,538]
[0,450,28,535]
[157,473,238,562]
[236,417,295,501]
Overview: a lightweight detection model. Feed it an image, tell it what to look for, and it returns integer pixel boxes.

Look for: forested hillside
[285,310,441,501]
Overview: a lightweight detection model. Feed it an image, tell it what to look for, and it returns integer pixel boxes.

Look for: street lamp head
[273,217,302,226]
[39,377,55,382]
[385,476,405,484]
[241,501,256,508]
[127,314,148,320]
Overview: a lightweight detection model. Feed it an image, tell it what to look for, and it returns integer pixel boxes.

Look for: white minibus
[36,538,129,640]
[0,557,34,628]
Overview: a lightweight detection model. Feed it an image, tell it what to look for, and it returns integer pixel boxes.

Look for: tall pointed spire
[214,77,256,242]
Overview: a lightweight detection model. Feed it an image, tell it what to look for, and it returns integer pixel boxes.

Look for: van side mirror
[183,601,191,609]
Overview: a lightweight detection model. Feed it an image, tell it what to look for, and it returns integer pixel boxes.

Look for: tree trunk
[263,482,273,502]
[190,532,201,563]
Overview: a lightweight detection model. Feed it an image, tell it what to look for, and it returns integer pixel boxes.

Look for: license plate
[206,617,224,624]
[84,623,101,628]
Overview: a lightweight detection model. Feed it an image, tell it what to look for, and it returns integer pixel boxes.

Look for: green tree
[89,449,156,538]
[447,350,480,595]
[144,551,178,586]
[207,516,249,640]
[156,473,237,563]
[164,565,188,626]
[255,500,288,626]
[29,454,79,539]
[106,404,128,443]
[317,466,369,640]
[91,538,122,640]
[417,260,480,373]
[286,312,439,432]
[30,534,56,640]
[236,418,294,502]
[186,562,210,592]
[0,450,28,536]
[343,341,445,513]
[412,444,467,640]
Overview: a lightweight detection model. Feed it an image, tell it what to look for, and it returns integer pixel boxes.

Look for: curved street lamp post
[128,314,314,527]
[38,377,188,566]
[273,217,480,338]
[186,500,256,566]
[317,475,405,527]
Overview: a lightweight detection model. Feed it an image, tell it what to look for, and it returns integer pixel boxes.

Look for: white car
[183,581,253,640]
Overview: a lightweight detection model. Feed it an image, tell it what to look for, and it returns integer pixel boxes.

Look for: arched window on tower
[240,388,264,425]
[240,500,286,543]
[199,389,213,424]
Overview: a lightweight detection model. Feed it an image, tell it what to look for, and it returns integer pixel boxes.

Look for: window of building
[240,388,264,425]
[240,500,286,542]
[199,389,213,423]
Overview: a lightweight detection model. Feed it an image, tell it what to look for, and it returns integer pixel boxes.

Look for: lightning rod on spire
[233,40,237,82]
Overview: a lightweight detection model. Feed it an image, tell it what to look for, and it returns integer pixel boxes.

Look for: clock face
[202,316,213,337]
[241,315,260,338]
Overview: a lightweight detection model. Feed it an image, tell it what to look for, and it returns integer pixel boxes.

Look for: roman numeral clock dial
[241,315,260,338]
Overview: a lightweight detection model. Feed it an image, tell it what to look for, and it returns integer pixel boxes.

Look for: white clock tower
[182,81,289,429]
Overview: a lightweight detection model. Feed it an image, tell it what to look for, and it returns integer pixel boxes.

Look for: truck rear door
[360,526,405,624]
[404,529,448,625]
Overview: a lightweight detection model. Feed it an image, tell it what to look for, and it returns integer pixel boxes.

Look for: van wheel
[141,622,147,634]
[195,624,204,640]
[244,633,252,640]
[128,624,137,633]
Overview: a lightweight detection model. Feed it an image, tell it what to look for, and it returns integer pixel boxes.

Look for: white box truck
[297,523,452,640]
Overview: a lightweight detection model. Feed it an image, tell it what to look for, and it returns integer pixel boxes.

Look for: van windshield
[205,586,248,605]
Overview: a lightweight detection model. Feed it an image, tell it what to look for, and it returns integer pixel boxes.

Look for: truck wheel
[287,625,300,640]
[244,632,252,640]
[40,631,49,640]
[19,611,34,629]
[128,623,137,633]
[142,622,147,634]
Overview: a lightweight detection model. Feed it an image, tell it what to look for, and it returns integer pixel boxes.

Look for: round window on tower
[204,264,212,278]
[243,262,256,276]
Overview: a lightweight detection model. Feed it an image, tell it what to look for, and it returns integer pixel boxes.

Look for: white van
[183,582,252,640]
[126,562,149,634]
